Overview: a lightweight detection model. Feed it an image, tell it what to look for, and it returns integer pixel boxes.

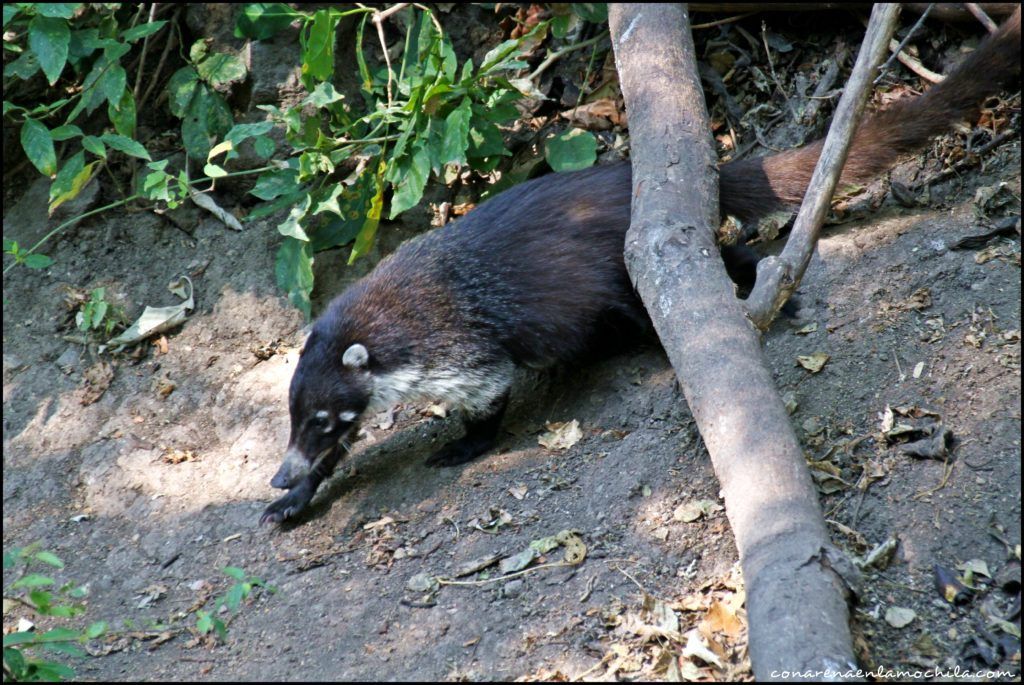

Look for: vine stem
[4,163,284,276]
[4,195,141,276]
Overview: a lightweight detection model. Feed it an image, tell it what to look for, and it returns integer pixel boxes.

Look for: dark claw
[260,487,312,525]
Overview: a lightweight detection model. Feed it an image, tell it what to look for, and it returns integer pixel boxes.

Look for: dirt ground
[3,8,1021,682]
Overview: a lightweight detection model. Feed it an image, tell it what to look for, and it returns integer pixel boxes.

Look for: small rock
[884,606,916,628]
[55,346,82,374]
[406,573,438,593]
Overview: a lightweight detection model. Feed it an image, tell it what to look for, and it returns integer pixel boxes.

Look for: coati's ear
[342,343,369,369]
[298,325,313,356]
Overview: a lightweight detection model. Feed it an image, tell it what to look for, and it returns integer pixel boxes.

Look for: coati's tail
[719,7,1021,222]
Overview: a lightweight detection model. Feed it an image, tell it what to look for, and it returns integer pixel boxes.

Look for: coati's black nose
[270,462,296,489]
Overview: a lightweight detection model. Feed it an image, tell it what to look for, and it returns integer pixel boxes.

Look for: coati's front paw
[425,435,494,467]
[260,488,312,525]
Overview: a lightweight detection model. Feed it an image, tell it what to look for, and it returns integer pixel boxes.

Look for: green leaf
[47,150,86,209]
[224,583,245,612]
[12,573,55,589]
[203,163,228,178]
[303,81,344,108]
[3,5,18,27]
[48,124,82,141]
[235,3,298,41]
[20,118,57,176]
[222,566,247,580]
[81,135,106,158]
[35,4,80,19]
[33,551,65,568]
[479,37,523,75]
[180,85,233,159]
[349,168,384,263]
[39,640,85,657]
[253,135,275,159]
[23,254,54,269]
[189,39,209,64]
[35,662,78,681]
[196,611,213,634]
[197,52,247,87]
[4,51,40,80]
[251,167,299,201]
[441,97,472,167]
[388,144,430,218]
[120,20,168,43]
[96,63,127,107]
[28,15,70,85]
[167,66,200,118]
[300,9,338,89]
[108,87,136,138]
[310,173,375,251]
[277,195,311,241]
[3,632,41,647]
[85,621,107,639]
[545,128,596,172]
[572,3,608,22]
[276,237,314,319]
[246,188,307,221]
[225,121,274,145]
[99,133,151,160]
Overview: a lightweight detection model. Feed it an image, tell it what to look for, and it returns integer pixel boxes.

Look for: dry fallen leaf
[702,600,744,638]
[797,352,830,373]
[538,420,583,450]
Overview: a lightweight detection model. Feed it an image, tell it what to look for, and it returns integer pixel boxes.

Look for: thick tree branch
[746,4,901,327]
[609,4,860,680]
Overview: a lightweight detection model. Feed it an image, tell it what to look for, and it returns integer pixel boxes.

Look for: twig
[886,37,944,84]
[965,3,999,33]
[436,560,573,586]
[133,3,160,100]
[527,31,609,82]
[139,7,180,110]
[875,3,934,84]
[747,4,901,326]
[922,123,1020,186]
[371,4,408,106]
[692,12,755,30]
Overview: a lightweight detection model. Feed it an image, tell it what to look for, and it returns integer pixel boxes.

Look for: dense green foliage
[4,3,609,319]
[3,546,106,682]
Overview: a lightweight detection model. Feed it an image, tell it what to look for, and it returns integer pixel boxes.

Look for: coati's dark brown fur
[261,10,1021,524]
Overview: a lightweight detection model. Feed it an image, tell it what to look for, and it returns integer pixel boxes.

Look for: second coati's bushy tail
[719,7,1022,222]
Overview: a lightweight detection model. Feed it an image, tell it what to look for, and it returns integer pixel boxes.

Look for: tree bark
[608,4,860,680]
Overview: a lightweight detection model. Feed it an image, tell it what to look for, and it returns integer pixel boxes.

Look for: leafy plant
[3,545,106,682]
[167,40,247,160]
[73,286,122,336]
[233,4,545,317]
[194,566,274,644]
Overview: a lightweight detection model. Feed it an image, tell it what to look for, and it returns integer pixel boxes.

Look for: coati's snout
[269,342,371,490]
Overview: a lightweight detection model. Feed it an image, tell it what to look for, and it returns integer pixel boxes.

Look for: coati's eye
[339,410,358,424]
[313,410,332,432]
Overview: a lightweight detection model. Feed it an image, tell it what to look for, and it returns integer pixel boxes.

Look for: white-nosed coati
[261,10,1021,524]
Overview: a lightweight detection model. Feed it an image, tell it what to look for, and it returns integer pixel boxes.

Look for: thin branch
[133,3,160,99]
[747,4,902,326]
[965,3,999,32]
[139,6,180,110]
[692,12,755,30]
[875,3,933,84]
